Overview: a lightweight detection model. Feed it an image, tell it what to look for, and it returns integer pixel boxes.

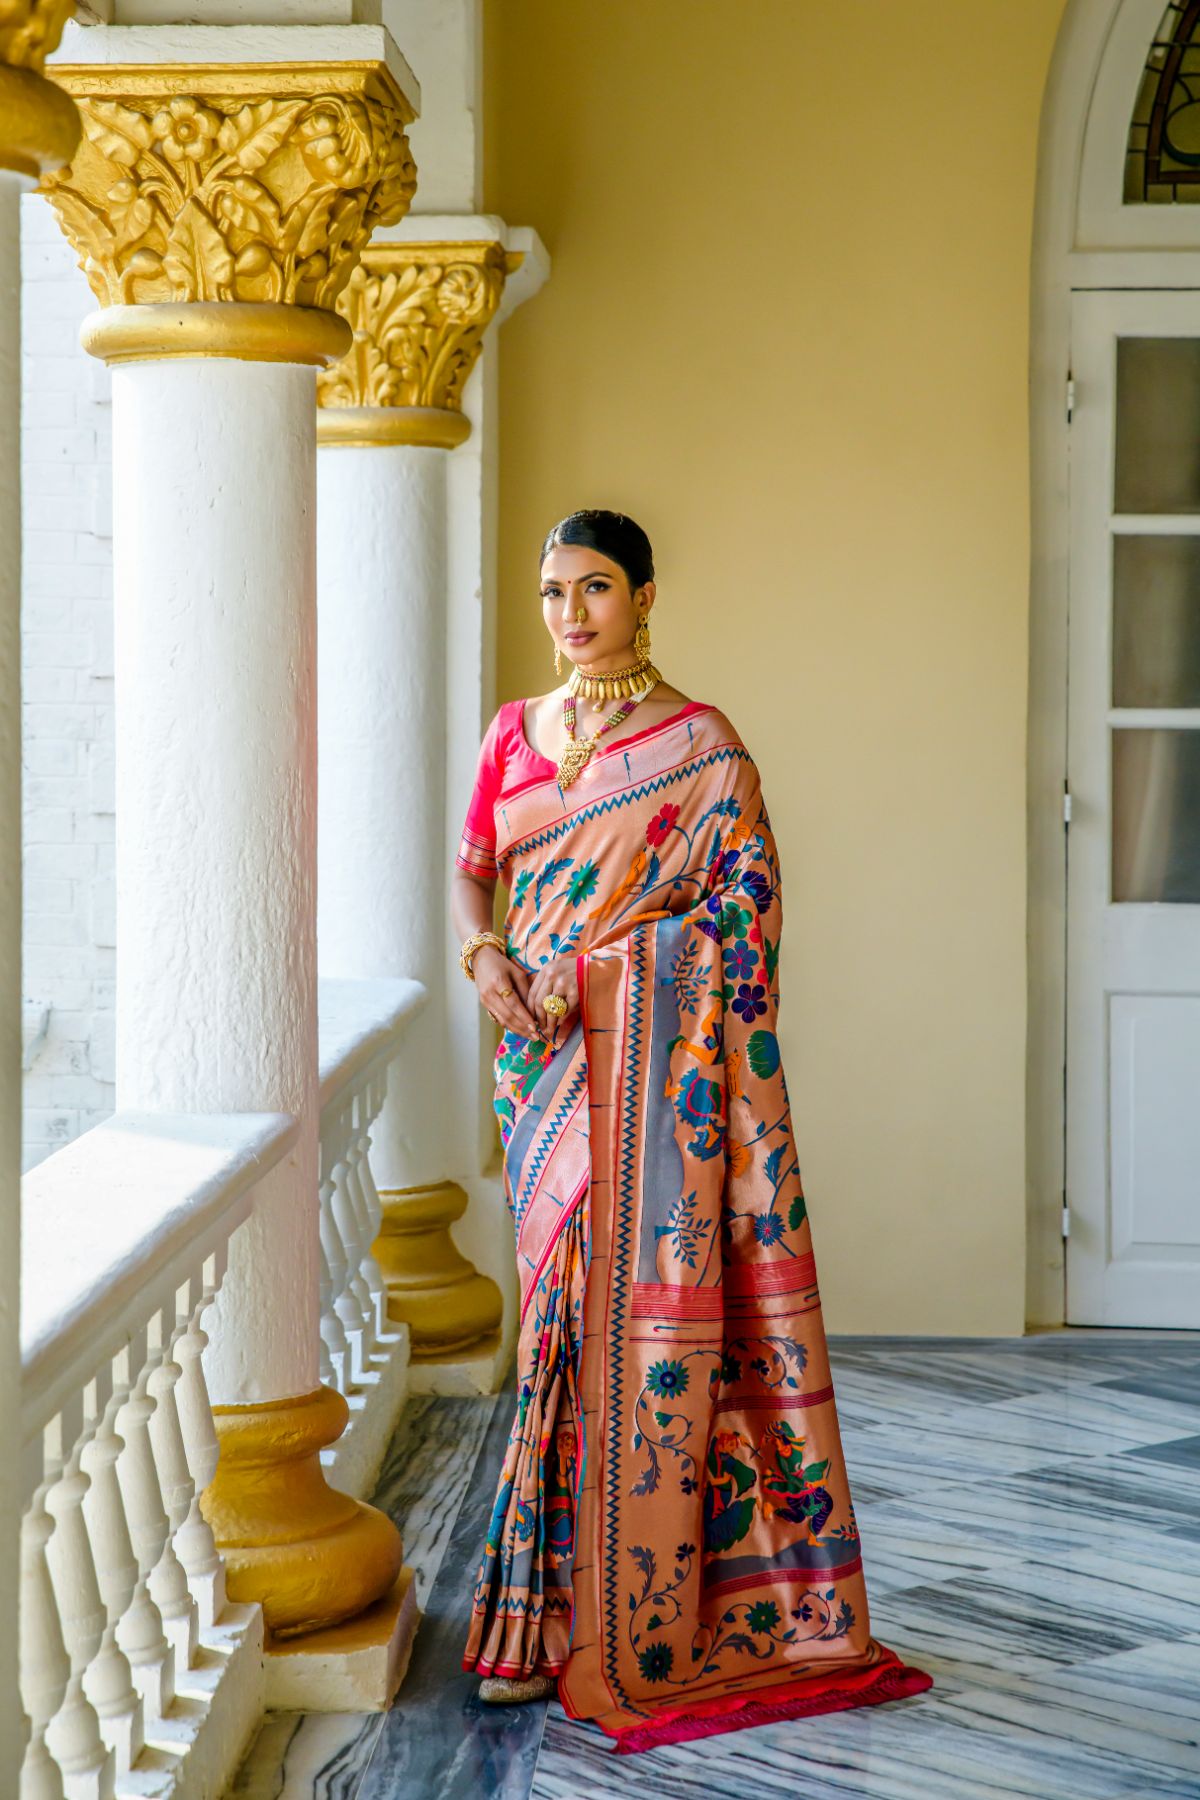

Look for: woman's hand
[473,947,540,1040]
[525,954,580,1047]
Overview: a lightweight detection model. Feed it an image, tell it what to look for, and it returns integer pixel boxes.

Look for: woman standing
[451,510,929,1752]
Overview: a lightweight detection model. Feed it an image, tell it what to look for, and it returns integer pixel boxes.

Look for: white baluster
[317,1231,349,1396]
[20,1478,68,1800]
[172,1277,226,1631]
[112,1341,174,1721]
[146,1305,201,1673]
[331,1129,377,1369]
[322,1148,367,1385]
[43,1412,115,1800]
[78,1373,143,1775]
[348,1085,388,1338]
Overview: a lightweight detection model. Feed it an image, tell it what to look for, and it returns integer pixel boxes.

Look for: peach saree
[457,698,929,1752]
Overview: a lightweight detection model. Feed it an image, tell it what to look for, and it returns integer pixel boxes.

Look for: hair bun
[539,508,654,589]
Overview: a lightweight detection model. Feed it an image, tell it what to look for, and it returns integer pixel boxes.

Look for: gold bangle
[455,936,503,979]
[460,930,506,981]
[460,931,504,979]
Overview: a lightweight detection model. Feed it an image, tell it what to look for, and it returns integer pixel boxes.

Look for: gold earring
[554,644,563,678]
[634,614,652,661]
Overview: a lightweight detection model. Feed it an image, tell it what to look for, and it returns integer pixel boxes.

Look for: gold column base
[201,1386,402,1639]
[374,1181,503,1358]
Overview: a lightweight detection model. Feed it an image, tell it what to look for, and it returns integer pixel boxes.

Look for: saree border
[598,924,655,1720]
[497,743,752,872]
[519,1166,589,1326]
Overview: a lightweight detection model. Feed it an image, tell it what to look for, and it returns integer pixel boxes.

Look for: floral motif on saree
[458,700,930,1751]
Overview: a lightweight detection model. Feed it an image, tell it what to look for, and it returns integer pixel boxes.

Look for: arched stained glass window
[1125,0,1200,201]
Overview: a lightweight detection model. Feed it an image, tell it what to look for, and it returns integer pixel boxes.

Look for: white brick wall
[20,194,115,1171]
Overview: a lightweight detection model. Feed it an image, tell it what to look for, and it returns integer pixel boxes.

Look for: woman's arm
[450,869,541,1041]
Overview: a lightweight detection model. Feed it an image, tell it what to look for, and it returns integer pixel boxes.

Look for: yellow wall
[483,0,1068,1335]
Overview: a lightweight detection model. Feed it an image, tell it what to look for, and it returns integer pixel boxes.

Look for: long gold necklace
[556,682,658,787]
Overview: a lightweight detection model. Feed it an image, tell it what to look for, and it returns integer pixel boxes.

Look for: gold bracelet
[460,930,506,981]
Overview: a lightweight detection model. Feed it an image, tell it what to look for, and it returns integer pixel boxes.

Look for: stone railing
[20,1110,297,1800]
[316,976,426,1498]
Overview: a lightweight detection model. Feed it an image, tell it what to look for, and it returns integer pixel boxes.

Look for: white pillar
[315,226,548,1372]
[91,328,404,1636]
[1,160,28,1800]
[3,32,81,1792]
[36,30,421,1636]
[111,353,322,1404]
[317,442,449,1189]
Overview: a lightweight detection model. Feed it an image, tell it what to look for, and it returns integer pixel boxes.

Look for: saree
[457,698,930,1752]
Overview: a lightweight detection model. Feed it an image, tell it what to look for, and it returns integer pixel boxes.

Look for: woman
[451,510,929,1752]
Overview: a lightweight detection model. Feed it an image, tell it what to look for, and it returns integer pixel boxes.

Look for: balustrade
[19,1113,294,1798]
[316,978,424,1496]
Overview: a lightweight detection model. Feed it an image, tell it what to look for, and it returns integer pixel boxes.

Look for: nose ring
[576,606,587,622]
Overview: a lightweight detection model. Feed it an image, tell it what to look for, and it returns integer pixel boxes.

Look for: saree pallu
[460,703,930,1751]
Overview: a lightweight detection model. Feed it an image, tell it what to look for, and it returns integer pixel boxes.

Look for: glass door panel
[1113,535,1200,706]
[1114,337,1200,512]
[1112,728,1200,901]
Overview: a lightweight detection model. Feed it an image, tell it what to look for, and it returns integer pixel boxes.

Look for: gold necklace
[557,683,657,787]
[566,657,662,703]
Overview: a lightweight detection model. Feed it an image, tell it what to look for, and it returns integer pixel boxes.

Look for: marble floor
[232,1332,1200,1800]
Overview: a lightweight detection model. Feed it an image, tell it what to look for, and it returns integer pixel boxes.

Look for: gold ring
[543,993,568,1018]
[498,986,513,997]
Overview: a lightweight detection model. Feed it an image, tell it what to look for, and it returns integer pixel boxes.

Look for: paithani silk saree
[458,700,930,1753]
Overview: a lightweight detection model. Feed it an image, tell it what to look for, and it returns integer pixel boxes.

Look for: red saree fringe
[561,1650,933,1755]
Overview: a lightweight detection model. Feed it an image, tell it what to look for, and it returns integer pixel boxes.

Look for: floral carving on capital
[317,241,510,413]
[40,65,417,312]
[0,0,74,73]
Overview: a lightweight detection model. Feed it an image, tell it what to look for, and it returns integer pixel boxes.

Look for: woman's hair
[539,508,654,594]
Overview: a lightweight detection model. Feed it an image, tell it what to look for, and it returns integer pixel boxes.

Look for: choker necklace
[557,682,658,788]
[567,656,661,703]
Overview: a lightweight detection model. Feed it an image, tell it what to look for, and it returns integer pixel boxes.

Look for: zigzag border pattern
[514,1055,589,1236]
[602,926,652,1717]
[499,745,751,871]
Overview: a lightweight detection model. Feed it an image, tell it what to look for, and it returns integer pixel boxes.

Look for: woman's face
[540,543,655,670]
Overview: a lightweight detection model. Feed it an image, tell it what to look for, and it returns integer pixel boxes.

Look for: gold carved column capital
[316,239,516,448]
[38,60,418,365]
[0,1,81,178]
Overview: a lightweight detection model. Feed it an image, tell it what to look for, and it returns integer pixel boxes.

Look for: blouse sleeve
[455,706,506,878]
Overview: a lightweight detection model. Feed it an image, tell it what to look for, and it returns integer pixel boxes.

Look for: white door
[1067,288,1200,1327]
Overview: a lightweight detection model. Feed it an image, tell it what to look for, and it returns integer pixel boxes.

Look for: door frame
[1028,0,1200,1325]
[1064,287,1200,1324]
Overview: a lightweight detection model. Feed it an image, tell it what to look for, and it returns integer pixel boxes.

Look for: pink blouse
[455,696,712,881]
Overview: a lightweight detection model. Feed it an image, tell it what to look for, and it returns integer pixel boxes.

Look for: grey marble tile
[944,1345,1196,1393]
[844,1422,1129,1495]
[843,1387,1200,1501]
[981,1383,1200,1445]
[855,1453,1200,1565]
[858,1529,1021,1602]
[872,1556,1200,1689]
[963,1635,1200,1761]
[358,1364,550,1800]
[229,1711,384,1799]
[827,1358,1054,1415]
[1022,1523,1200,1608]
[370,1391,501,1607]
[1119,1433,1200,1470]
[1099,1367,1200,1407]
